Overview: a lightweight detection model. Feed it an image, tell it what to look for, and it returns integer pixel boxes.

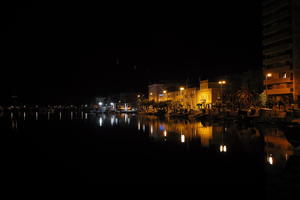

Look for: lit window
[280,72,287,78]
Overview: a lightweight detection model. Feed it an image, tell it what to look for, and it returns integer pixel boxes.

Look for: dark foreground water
[1,112,300,195]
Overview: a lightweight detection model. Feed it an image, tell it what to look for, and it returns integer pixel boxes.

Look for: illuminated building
[148,84,167,102]
[198,80,222,108]
[167,87,200,110]
[148,80,223,110]
[262,0,300,105]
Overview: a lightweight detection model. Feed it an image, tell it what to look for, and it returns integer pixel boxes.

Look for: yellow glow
[218,80,226,85]
[137,95,141,98]
[267,73,272,77]
[224,145,227,152]
[163,90,167,94]
[164,130,167,137]
[220,145,223,152]
[150,93,153,95]
[180,87,185,91]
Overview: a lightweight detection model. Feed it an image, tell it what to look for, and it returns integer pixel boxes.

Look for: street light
[265,73,272,106]
[218,80,226,105]
[180,87,185,91]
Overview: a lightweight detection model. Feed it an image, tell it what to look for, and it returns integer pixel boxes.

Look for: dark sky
[1,1,262,104]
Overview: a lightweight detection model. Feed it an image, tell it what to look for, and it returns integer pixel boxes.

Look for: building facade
[148,84,166,102]
[198,80,222,107]
[167,87,200,110]
[262,0,300,105]
[148,80,222,110]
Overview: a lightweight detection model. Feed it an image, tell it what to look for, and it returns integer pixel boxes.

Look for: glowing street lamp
[99,102,103,106]
[265,73,272,105]
[218,80,226,104]
[163,90,168,101]
[267,154,273,165]
[180,87,185,91]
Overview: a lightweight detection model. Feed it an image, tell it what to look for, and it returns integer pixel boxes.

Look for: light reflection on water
[2,112,298,175]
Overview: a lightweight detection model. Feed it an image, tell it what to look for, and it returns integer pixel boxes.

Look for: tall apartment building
[262,0,300,105]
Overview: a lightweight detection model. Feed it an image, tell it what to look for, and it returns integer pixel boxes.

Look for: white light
[138,121,141,130]
[268,155,273,165]
[111,102,114,106]
[125,114,128,123]
[164,130,167,137]
[85,113,88,120]
[150,125,153,134]
[143,125,146,132]
[220,145,227,152]
[23,112,26,120]
[111,117,114,126]
[99,117,103,127]
[181,135,185,143]
[59,112,62,120]
[99,102,103,106]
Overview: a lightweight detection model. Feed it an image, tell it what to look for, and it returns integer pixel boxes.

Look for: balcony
[263,0,289,16]
[263,65,291,72]
[263,21,290,36]
[263,32,291,45]
[262,0,276,7]
[263,43,292,55]
[265,88,293,95]
[263,54,291,65]
[263,10,290,26]
[264,78,293,85]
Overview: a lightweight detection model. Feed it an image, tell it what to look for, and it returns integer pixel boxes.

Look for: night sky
[1,1,262,104]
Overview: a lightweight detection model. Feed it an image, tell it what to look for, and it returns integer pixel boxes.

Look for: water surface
[2,112,300,193]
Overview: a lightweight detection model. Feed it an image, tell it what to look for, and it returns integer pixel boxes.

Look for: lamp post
[163,90,168,101]
[218,81,226,105]
[265,73,272,107]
